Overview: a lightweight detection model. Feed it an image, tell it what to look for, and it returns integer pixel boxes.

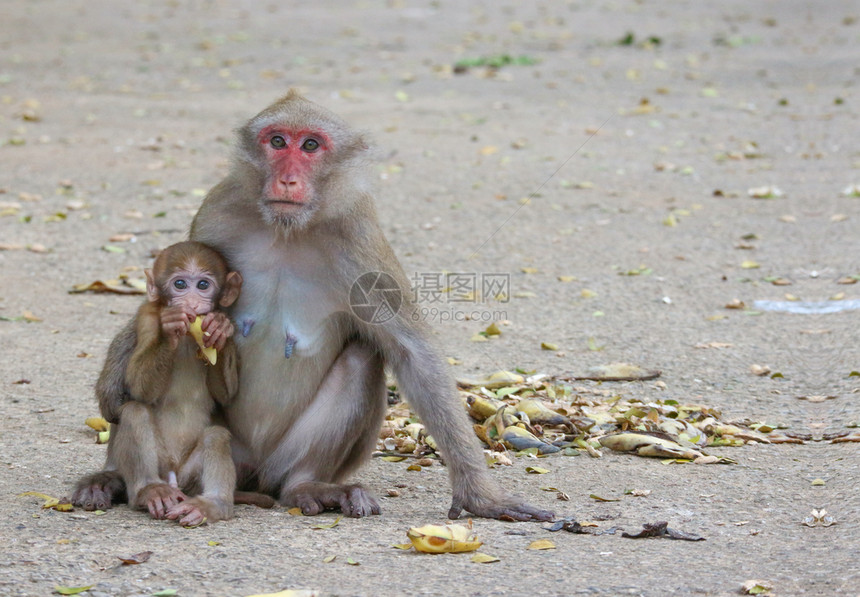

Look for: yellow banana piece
[189,315,217,365]
[407,523,482,553]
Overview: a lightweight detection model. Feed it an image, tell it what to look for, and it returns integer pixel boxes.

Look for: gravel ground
[1,1,857,595]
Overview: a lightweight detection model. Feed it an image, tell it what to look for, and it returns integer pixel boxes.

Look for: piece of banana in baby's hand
[189,315,217,365]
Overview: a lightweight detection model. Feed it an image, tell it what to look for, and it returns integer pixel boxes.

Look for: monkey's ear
[144,269,160,303]
[220,271,243,307]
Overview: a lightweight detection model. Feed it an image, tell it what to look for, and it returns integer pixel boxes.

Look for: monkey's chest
[231,240,342,363]
[228,244,345,448]
[156,342,216,467]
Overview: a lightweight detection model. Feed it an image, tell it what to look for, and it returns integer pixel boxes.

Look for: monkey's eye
[301,138,320,152]
[197,280,210,290]
[173,279,188,290]
[270,135,287,149]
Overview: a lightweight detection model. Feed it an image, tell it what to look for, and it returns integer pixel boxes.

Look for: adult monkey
[76,90,553,522]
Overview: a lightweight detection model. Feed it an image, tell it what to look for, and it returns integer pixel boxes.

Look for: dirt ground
[1,1,858,596]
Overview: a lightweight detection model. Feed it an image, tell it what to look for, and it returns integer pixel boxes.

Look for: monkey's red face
[258,125,330,219]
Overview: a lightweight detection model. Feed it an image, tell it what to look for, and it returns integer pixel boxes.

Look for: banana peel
[598,431,703,460]
[500,426,560,454]
[407,523,482,553]
[466,394,504,420]
[516,399,570,427]
[570,363,661,382]
[189,315,217,365]
[456,370,525,390]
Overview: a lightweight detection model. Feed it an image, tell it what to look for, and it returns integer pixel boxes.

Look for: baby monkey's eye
[173,280,188,290]
[197,280,210,290]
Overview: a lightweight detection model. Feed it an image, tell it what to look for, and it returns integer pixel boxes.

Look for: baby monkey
[102,241,264,525]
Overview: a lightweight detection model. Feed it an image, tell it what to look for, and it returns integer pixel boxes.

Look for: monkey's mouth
[264,199,308,213]
[266,199,306,206]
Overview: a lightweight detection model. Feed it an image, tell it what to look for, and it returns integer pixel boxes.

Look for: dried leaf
[471,552,500,563]
[244,591,319,597]
[54,586,95,595]
[589,494,620,502]
[484,322,502,336]
[323,555,336,563]
[570,363,660,382]
[69,279,146,295]
[390,543,413,550]
[19,491,74,511]
[346,557,359,566]
[622,521,705,541]
[118,551,153,565]
[525,466,550,474]
[311,515,342,530]
[527,539,556,550]
[741,580,773,595]
[747,186,783,199]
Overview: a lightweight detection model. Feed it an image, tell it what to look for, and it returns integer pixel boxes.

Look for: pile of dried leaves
[378,363,834,466]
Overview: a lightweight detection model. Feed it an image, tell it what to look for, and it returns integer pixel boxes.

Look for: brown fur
[71,242,273,524]
[73,93,552,522]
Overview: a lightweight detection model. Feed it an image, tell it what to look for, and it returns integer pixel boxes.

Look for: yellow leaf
[480,145,499,156]
[381,456,406,462]
[484,322,502,336]
[557,276,577,282]
[525,466,550,474]
[287,507,304,516]
[540,342,558,351]
[527,539,556,550]
[471,552,500,563]
[311,515,342,530]
[391,543,414,550]
[520,267,539,274]
[740,260,760,269]
[54,586,95,595]
[323,555,336,563]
